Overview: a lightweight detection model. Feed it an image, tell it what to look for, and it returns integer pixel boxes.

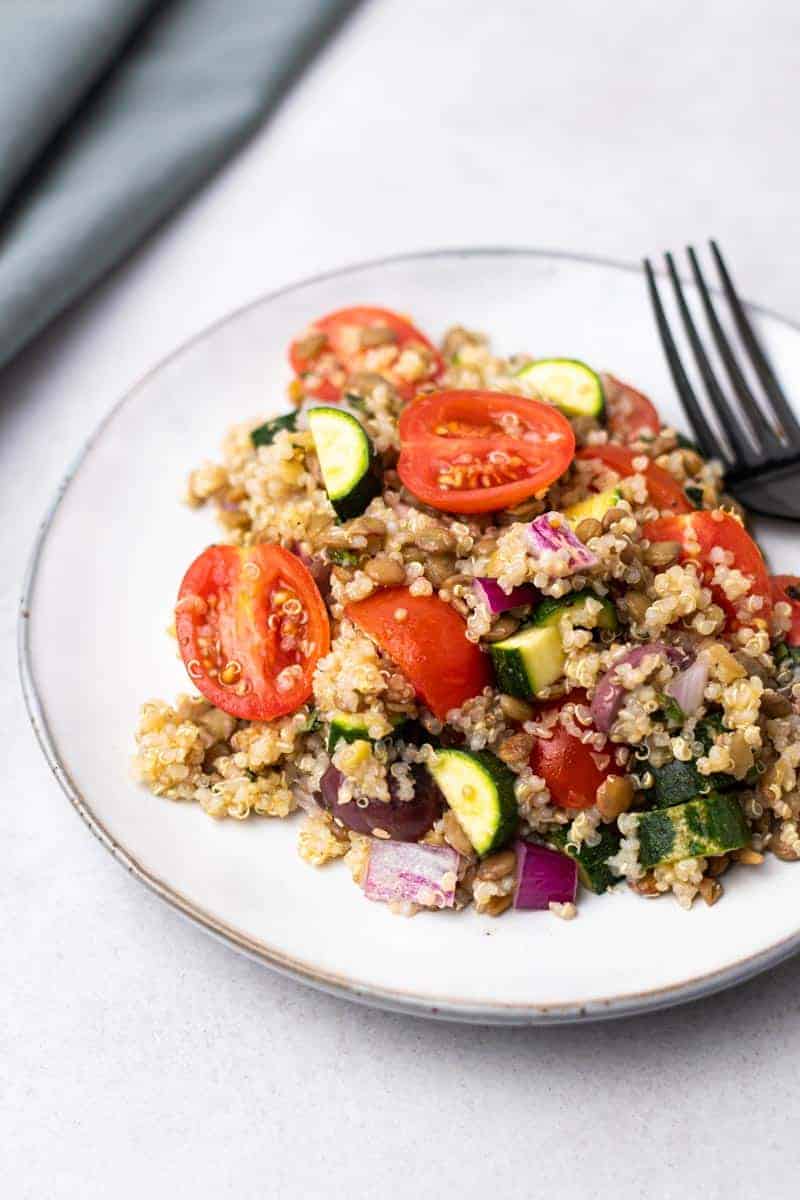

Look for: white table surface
[3,1,800,1195]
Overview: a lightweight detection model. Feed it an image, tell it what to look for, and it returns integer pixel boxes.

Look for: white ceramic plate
[20,249,800,1023]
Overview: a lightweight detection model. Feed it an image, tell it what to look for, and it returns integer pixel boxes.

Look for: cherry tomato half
[288,306,443,402]
[345,587,491,720]
[576,444,691,515]
[603,373,661,442]
[771,575,800,646]
[176,544,330,720]
[643,511,772,628]
[397,390,576,514]
[528,690,615,811]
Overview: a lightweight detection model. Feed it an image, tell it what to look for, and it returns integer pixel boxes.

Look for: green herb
[343,391,367,411]
[775,641,800,665]
[684,484,704,509]
[326,547,360,567]
[303,709,321,734]
[658,693,685,724]
[676,433,700,452]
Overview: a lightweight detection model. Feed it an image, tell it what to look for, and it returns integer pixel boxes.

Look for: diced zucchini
[327,712,405,753]
[638,793,749,868]
[548,825,622,895]
[649,716,737,808]
[516,358,605,418]
[428,748,518,855]
[531,589,618,634]
[308,406,381,520]
[564,486,622,527]
[250,412,298,447]
[489,623,564,700]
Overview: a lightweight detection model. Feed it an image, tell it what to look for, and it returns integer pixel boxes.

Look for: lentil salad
[132,307,800,918]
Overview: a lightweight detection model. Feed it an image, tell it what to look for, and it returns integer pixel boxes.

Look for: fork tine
[664,253,756,467]
[709,239,800,447]
[643,258,728,463]
[687,246,784,455]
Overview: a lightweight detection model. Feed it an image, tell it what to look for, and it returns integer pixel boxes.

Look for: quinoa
[132,312,799,921]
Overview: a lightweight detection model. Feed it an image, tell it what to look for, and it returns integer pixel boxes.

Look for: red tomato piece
[603,373,661,442]
[345,588,491,720]
[643,511,772,628]
[397,390,575,514]
[288,306,443,402]
[576,444,691,514]
[771,575,800,645]
[528,690,615,811]
[175,544,330,720]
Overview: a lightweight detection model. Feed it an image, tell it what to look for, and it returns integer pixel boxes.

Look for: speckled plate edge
[18,246,800,1024]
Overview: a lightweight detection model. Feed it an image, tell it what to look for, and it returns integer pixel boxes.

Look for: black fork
[644,241,800,521]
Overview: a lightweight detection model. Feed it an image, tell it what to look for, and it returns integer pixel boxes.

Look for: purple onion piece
[319,764,443,842]
[590,642,689,733]
[473,577,538,614]
[290,541,332,598]
[526,513,597,574]
[513,841,578,910]
[364,840,459,908]
[665,655,709,716]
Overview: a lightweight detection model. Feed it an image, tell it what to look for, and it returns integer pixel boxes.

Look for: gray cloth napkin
[0,0,354,368]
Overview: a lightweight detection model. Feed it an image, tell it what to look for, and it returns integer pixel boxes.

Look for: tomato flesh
[643,511,772,628]
[345,588,491,719]
[603,374,661,442]
[288,306,443,402]
[528,691,615,811]
[576,444,691,514]
[176,544,330,720]
[771,575,800,645]
[398,390,575,514]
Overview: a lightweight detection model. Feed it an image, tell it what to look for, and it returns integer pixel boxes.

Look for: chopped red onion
[526,513,597,573]
[290,541,332,597]
[473,577,537,613]
[513,841,577,910]
[364,840,459,908]
[665,655,708,716]
[591,643,687,732]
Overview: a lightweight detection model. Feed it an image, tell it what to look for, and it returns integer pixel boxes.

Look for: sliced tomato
[397,390,575,514]
[771,575,800,645]
[175,544,330,720]
[528,690,615,811]
[345,587,491,720]
[288,306,443,402]
[576,444,691,514]
[643,511,772,627]
[603,373,661,441]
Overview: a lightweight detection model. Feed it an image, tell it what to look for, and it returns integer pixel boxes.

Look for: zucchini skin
[649,716,739,808]
[638,793,749,868]
[532,589,618,634]
[327,714,406,753]
[251,412,298,447]
[330,461,381,521]
[548,825,622,894]
[490,646,534,699]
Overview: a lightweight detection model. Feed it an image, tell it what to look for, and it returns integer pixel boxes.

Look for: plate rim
[18,244,800,1024]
